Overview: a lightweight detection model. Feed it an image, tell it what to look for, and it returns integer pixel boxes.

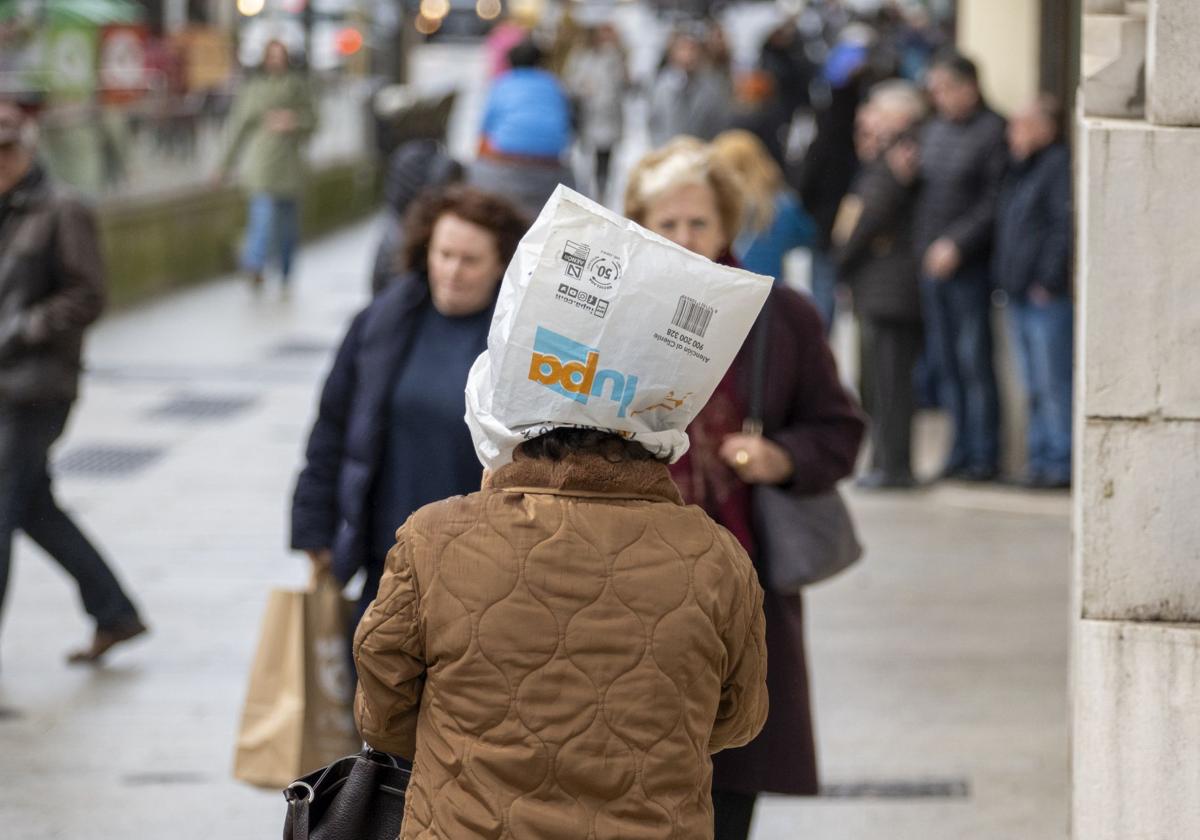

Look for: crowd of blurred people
[633,7,1070,492]
[646,11,1070,491]
[363,3,1072,493]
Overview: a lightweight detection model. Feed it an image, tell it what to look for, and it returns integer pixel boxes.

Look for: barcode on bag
[672,296,715,337]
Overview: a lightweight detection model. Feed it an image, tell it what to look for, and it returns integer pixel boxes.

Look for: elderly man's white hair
[632,139,713,205]
[868,79,929,125]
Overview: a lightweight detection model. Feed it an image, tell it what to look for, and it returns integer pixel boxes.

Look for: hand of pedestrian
[924,237,961,280]
[1029,284,1053,306]
[719,434,795,485]
[0,312,26,360]
[265,108,297,133]
[306,548,333,578]
[210,168,227,188]
[886,138,920,185]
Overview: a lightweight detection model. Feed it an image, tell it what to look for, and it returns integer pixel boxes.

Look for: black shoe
[1033,474,1071,490]
[1006,469,1070,490]
[1001,471,1044,489]
[857,470,917,490]
[957,465,998,483]
[940,464,998,483]
[937,463,968,481]
[67,619,149,665]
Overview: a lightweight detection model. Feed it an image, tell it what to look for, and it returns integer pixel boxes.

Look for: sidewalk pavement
[0,219,1069,839]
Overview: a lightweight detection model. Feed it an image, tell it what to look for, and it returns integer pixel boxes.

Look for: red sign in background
[99,25,148,105]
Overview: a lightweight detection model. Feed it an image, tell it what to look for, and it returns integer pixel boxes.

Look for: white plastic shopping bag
[466,185,772,469]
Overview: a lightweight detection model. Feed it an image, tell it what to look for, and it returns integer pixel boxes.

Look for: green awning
[0,0,145,26]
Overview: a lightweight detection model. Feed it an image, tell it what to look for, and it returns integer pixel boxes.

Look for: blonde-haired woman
[711,129,815,285]
[626,137,865,840]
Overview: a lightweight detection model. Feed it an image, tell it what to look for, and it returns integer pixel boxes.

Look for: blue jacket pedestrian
[481,67,571,159]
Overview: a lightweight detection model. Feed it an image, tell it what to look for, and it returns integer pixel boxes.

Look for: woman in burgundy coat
[626,138,865,840]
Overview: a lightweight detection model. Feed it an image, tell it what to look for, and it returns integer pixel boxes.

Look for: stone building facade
[1074,1,1200,837]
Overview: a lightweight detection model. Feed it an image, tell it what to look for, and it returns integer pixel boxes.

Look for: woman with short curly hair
[291,185,528,617]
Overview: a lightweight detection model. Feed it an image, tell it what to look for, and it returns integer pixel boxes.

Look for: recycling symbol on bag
[586,253,622,291]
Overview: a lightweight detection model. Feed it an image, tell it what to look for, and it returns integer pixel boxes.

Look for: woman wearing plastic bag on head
[290,187,527,621]
[354,428,769,838]
[352,182,780,838]
[625,137,866,840]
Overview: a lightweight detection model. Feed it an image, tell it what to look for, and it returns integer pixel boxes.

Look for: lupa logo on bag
[528,327,638,417]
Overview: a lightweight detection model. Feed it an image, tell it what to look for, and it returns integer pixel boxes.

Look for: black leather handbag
[282,748,411,840]
[746,299,863,593]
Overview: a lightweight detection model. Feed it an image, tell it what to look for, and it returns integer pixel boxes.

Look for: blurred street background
[0,0,1082,837]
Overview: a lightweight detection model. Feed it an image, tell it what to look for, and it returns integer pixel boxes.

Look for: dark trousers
[713,789,757,840]
[593,147,613,201]
[920,267,1001,473]
[0,402,140,636]
[860,318,922,479]
[467,158,575,218]
[809,249,838,336]
[1008,296,1073,482]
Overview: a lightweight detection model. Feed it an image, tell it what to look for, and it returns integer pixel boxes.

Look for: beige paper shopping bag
[233,574,360,788]
[298,574,361,773]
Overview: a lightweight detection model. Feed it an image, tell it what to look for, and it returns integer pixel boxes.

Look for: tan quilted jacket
[354,454,768,839]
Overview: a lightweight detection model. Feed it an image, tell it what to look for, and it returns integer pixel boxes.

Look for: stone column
[1145,0,1200,125]
[1074,2,1200,838]
[957,0,1041,115]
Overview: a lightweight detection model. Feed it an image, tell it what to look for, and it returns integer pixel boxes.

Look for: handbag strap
[745,294,772,437]
[285,796,311,840]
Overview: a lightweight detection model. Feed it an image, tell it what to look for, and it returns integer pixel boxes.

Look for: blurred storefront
[0,0,399,306]
[0,0,393,197]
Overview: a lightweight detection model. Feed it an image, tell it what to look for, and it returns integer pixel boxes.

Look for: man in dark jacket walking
[994,95,1073,488]
[914,51,1007,481]
[0,95,146,664]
